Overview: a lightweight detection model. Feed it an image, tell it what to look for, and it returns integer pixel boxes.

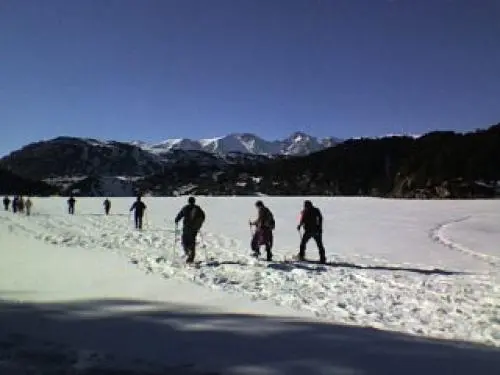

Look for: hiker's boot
[186,249,195,263]
[294,253,305,261]
[251,250,260,258]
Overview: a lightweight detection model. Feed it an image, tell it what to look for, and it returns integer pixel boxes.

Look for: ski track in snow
[1,212,499,348]
[430,215,500,268]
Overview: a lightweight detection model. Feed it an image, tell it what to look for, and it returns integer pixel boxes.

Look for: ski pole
[199,231,208,261]
[295,227,303,261]
[172,224,179,261]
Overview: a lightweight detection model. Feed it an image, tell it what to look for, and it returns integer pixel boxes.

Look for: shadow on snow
[204,258,472,276]
[0,298,498,375]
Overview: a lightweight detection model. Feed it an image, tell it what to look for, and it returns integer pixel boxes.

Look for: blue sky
[1,0,499,156]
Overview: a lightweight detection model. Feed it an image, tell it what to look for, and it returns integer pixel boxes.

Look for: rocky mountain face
[0,137,164,180]
[58,176,137,197]
[0,167,58,196]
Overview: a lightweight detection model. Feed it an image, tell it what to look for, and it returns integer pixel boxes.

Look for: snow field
[0,227,321,375]
[1,196,499,348]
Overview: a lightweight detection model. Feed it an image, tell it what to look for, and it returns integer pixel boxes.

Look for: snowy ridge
[145,131,340,156]
[1,197,499,348]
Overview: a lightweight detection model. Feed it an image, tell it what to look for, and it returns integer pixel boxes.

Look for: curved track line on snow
[429,216,500,268]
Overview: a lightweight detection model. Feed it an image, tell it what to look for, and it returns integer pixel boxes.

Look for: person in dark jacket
[174,196,205,263]
[249,200,275,261]
[103,198,111,215]
[12,196,18,213]
[296,200,326,264]
[3,196,10,211]
[25,197,32,216]
[17,196,25,213]
[130,195,146,229]
[67,196,76,214]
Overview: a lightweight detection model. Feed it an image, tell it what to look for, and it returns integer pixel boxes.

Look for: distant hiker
[3,196,10,211]
[103,198,111,215]
[130,195,146,229]
[67,196,76,214]
[174,196,205,263]
[12,196,18,213]
[296,200,326,264]
[17,196,25,213]
[25,197,32,216]
[249,200,275,261]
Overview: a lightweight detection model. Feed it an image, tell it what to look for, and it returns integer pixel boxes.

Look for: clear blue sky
[1,0,499,156]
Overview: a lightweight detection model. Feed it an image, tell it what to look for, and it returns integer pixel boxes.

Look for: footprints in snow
[3,212,500,347]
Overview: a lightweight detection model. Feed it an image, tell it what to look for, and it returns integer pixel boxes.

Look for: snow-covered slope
[281,131,337,155]
[147,131,340,156]
[1,197,499,374]
[150,138,203,152]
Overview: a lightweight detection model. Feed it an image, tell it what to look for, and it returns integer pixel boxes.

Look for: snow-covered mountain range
[0,131,340,181]
[133,131,340,156]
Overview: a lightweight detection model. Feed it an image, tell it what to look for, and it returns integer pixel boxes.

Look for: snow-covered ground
[1,197,499,374]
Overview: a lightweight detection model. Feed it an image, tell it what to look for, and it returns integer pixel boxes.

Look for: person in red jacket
[296,200,326,264]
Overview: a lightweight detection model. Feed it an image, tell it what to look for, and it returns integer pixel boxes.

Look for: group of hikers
[62,194,209,264]
[248,199,326,264]
[171,197,325,264]
[3,195,33,215]
[4,193,327,265]
[128,195,205,264]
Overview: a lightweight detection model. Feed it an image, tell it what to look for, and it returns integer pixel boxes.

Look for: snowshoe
[291,254,305,261]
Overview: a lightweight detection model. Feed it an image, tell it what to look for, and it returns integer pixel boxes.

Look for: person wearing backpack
[296,200,326,264]
[174,196,205,263]
[249,200,275,261]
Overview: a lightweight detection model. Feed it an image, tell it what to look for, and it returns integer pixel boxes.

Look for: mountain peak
[287,131,312,142]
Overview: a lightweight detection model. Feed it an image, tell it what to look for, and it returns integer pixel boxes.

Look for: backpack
[188,205,205,230]
[264,207,275,230]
